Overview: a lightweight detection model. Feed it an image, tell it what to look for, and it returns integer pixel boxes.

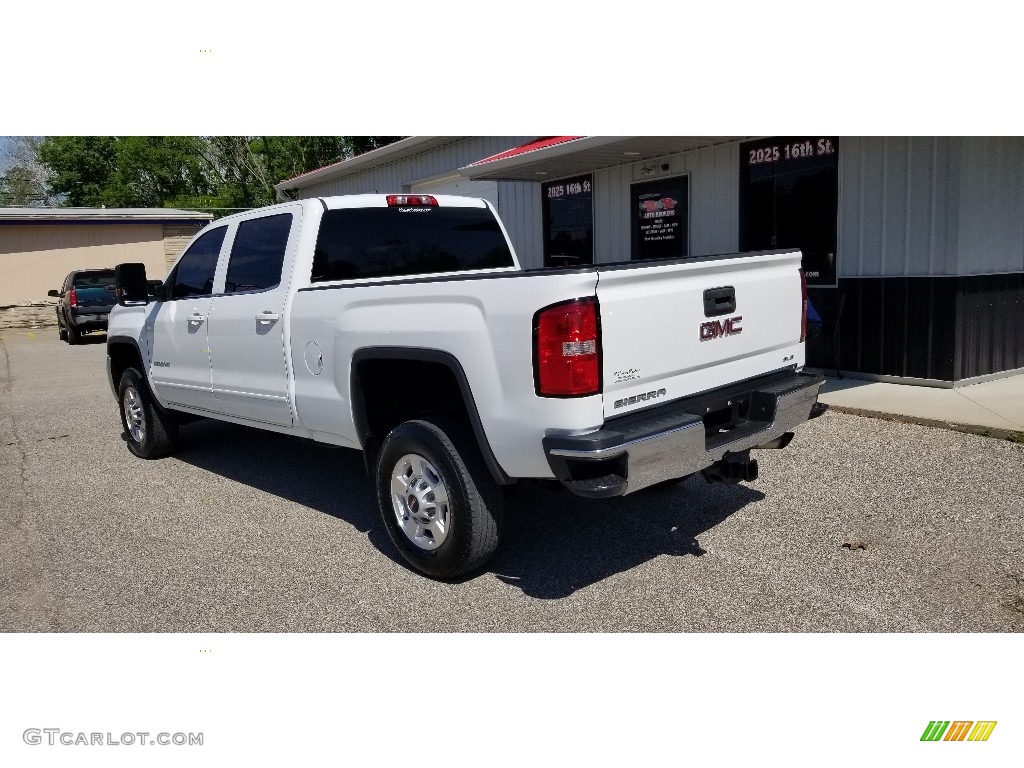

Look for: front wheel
[118,367,179,459]
[376,417,502,580]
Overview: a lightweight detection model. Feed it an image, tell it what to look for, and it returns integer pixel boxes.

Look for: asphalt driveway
[2,329,1022,631]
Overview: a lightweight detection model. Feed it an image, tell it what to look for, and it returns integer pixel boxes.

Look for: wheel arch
[107,336,151,400]
[351,347,513,486]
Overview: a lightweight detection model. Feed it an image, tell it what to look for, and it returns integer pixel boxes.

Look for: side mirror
[114,263,149,306]
[47,289,60,298]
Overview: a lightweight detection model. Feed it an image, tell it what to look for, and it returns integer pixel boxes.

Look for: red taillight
[386,194,437,207]
[534,298,600,397]
[68,289,78,308]
[799,270,808,343]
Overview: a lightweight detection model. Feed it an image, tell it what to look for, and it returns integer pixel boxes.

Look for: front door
[149,226,227,411]
[739,136,840,287]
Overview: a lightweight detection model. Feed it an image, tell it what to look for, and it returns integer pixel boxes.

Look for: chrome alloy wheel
[390,453,451,551]
[123,385,146,444]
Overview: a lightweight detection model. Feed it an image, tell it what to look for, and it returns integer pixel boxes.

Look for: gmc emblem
[699,316,743,341]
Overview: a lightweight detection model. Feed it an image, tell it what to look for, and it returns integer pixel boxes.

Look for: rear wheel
[65,315,80,345]
[118,367,178,459]
[376,416,502,580]
[57,312,67,341]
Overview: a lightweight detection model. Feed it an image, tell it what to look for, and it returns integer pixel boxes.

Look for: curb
[828,405,1024,444]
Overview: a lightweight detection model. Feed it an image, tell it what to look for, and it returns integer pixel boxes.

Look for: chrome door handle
[188,313,206,323]
[257,312,280,323]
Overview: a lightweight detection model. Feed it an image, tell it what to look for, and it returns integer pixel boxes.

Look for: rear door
[149,226,226,411]
[595,251,805,418]
[207,207,299,426]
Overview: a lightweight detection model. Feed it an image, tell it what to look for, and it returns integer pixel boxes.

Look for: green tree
[205,136,405,209]
[39,136,214,208]
[0,165,44,206]
[34,136,405,211]
[0,136,55,206]
[37,136,119,206]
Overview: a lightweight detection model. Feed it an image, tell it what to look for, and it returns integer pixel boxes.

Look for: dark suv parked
[48,269,116,344]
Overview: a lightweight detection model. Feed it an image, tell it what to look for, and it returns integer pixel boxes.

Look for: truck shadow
[171,420,406,561]
[171,420,764,598]
[487,480,763,599]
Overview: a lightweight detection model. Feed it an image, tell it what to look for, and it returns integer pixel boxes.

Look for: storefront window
[631,176,689,260]
[739,137,839,286]
[542,174,593,268]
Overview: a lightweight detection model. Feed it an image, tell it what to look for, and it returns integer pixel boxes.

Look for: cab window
[224,214,293,293]
[171,227,227,299]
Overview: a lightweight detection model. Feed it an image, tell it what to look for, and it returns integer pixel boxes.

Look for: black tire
[65,316,79,345]
[376,416,502,580]
[118,367,179,459]
[57,313,67,341]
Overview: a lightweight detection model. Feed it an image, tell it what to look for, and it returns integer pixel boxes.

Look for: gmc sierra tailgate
[596,250,806,419]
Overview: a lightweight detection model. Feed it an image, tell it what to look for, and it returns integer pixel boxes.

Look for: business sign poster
[631,176,689,261]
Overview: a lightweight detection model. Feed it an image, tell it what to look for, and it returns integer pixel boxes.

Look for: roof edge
[0,207,214,221]
[274,137,455,191]
[459,136,632,179]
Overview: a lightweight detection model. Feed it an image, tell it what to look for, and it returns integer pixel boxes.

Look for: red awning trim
[468,136,584,167]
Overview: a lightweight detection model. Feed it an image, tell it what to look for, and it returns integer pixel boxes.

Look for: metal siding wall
[592,141,740,264]
[957,137,1024,274]
[839,137,961,277]
[496,181,543,270]
[905,138,936,274]
[296,137,536,199]
[956,275,1024,379]
[593,164,629,263]
[693,141,740,255]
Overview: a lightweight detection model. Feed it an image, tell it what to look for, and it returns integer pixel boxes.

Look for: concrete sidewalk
[816,372,1024,435]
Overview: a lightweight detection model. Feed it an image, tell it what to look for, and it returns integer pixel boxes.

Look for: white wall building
[276,136,1024,385]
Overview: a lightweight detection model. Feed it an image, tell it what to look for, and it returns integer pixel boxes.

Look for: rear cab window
[72,270,116,306]
[311,205,514,283]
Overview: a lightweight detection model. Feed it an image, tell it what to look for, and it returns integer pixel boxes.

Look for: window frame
[166,226,228,301]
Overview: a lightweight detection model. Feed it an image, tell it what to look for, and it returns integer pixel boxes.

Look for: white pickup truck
[108,194,825,579]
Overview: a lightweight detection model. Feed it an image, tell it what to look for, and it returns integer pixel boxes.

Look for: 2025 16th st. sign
[740,136,839,287]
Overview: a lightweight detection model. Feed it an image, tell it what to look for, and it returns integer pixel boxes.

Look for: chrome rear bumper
[542,370,826,497]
